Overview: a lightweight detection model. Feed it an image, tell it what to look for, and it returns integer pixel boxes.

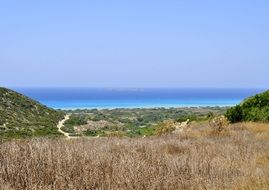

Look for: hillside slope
[226,90,269,123]
[0,87,64,138]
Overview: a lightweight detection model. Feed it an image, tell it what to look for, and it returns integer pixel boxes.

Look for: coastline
[13,87,261,110]
[46,101,237,110]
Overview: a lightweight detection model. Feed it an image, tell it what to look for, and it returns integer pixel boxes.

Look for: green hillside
[0,87,64,139]
[226,90,269,123]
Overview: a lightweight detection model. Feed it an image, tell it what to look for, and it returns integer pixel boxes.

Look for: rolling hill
[0,87,64,139]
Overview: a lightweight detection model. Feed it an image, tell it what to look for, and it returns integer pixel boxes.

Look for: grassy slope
[0,87,64,139]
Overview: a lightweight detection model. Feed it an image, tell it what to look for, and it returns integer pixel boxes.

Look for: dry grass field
[1,122,269,190]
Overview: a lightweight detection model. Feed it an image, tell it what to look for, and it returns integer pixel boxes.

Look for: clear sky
[0,0,268,88]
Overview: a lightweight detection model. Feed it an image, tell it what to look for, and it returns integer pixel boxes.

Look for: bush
[210,116,229,135]
[225,90,269,123]
[154,121,175,136]
[84,129,98,136]
[225,105,243,123]
[62,114,88,133]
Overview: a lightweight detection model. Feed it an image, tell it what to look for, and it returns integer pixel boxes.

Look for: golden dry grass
[1,122,269,190]
[245,122,269,133]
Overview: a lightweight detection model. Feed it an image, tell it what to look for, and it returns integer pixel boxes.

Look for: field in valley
[62,107,226,137]
[1,121,269,190]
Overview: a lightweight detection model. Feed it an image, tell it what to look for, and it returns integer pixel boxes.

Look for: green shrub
[225,90,269,123]
[225,105,243,123]
[62,114,88,133]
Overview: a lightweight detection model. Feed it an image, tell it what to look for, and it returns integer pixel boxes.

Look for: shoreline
[43,99,241,110]
[54,104,233,111]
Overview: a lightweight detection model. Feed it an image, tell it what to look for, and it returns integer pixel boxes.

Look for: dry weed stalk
[1,122,269,190]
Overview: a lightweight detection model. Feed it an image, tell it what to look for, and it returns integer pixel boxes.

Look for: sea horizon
[11,87,266,110]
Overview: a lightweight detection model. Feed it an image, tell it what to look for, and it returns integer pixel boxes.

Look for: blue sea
[13,88,266,110]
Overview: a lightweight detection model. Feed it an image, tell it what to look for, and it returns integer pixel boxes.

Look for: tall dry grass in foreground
[1,122,269,190]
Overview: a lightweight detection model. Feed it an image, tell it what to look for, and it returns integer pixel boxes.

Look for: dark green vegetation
[64,107,227,137]
[0,87,64,139]
[226,90,269,123]
[61,114,87,134]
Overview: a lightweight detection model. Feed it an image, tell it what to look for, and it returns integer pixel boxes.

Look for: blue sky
[0,0,268,88]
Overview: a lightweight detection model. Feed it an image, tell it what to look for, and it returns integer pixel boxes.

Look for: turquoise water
[14,88,265,110]
[41,99,240,109]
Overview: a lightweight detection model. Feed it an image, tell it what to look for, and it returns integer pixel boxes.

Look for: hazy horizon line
[4,86,267,90]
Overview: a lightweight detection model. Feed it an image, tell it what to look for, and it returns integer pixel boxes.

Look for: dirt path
[57,115,72,138]
[57,115,96,139]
